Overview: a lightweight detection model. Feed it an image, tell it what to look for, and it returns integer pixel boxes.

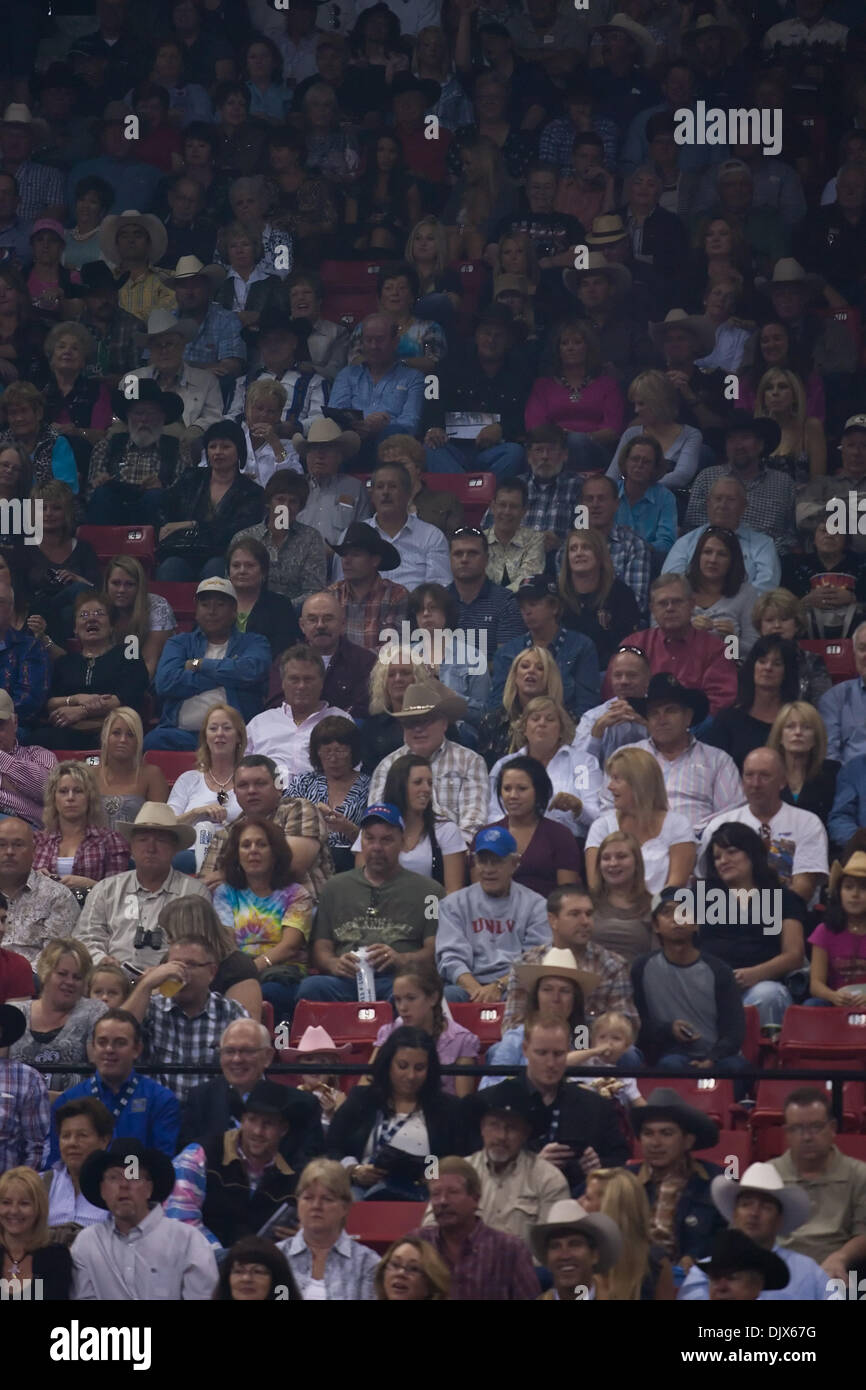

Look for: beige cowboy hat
[711,1161,811,1236]
[158,254,226,286]
[563,250,632,300]
[530,1200,623,1271]
[282,1024,351,1058]
[99,209,168,267]
[116,801,196,850]
[391,676,468,724]
[649,307,716,359]
[756,258,823,297]
[1,102,49,142]
[493,272,536,299]
[593,12,657,67]
[514,947,600,1000]
[143,307,197,341]
[828,850,866,898]
[292,415,360,460]
[682,12,743,60]
[585,214,627,247]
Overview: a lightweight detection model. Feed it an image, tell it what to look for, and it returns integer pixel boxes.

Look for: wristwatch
[192,658,202,671]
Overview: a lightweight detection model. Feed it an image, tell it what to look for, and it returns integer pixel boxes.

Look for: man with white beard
[85,380,195,525]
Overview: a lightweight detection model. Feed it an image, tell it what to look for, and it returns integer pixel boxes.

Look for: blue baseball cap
[474,826,518,857]
[360,803,405,830]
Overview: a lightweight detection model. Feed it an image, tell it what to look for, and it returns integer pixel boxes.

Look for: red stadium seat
[799,639,856,683]
[76,525,155,575]
[742,1006,761,1066]
[320,260,383,294]
[423,472,496,527]
[448,1002,503,1049]
[755,1127,866,1162]
[289,1000,392,1048]
[52,750,101,763]
[751,1077,865,1158]
[345,1201,421,1254]
[836,1133,866,1161]
[261,1001,274,1038]
[143,749,198,787]
[636,1076,738,1129]
[148,581,198,627]
[779,1005,866,1064]
[450,259,491,331]
[818,305,862,351]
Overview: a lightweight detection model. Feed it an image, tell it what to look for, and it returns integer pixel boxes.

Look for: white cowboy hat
[292,415,360,459]
[116,801,196,850]
[593,13,657,67]
[514,947,600,1001]
[711,1161,811,1236]
[649,307,716,359]
[756,258,823,297]
[1,103,49,141]
[530,1200,623,1271]
[391,677,467,724]
[144,307,197,341]
[158,254,226,286]
[99,209,168,267]
[563,250,632,300]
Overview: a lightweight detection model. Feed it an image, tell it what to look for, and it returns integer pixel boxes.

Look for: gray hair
[221,1017,271,1049]
[651,572,692,600]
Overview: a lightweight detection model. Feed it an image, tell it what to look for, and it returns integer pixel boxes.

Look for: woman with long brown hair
[525,318,624,471]
[590,830,654,962]
[558,527,641,668]
[368,961,480,1098]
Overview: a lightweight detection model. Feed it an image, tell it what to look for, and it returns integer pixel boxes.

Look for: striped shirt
[369,738,489,838]
[328,575,409,651]
[0,742,57,825]
[600,737,744,837]
[285,771,371,847]
[117,268,177,322]
[14,161,65,221]
[412,1218,541,1301]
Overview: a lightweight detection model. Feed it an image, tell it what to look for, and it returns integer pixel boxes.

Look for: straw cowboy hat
[563,250,632,301]
[529,1200,623,1271]
[756,258,823,298]
[158,254,226,286]
[391,676,467,724]
[593,13,657,68]
[514,947,601,1001]
[283,1024,352,1058]
[99,209,168,266]
[649,307,716,360]
[116,801,196,850]
[80,1138,176,1210]
[585,214,628,247]
[291,415,360,460]
[682,12,743,61]
[711,1161,811,1236]
[828,849,866,898]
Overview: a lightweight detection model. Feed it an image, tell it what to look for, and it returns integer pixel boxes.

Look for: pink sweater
[525,374,625,435]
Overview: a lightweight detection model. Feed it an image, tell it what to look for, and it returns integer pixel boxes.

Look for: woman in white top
[241,377,301,486]
[105,555,176,679]
[585,746,695,895]
[353,754,467,894]
[487,696,603,837]
[168,704,245,868]
[217,222,280,327]
[47,1097,112,1240]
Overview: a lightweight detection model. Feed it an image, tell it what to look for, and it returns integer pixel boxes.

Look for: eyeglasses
[78,610,107,621]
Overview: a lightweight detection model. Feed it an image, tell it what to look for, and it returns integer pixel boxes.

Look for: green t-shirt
[312,867,444,957]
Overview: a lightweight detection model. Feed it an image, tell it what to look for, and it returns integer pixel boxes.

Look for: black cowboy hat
[67,260,120,298]
[79,1137,176,1210]
[331,521,400,571]
[697,1229,789,1290]
[111,377,185,426]
[724,410,781,455]
[473,1078,535,1126]
[633,1087,719,1151]
[629,672,709,725]
[0,1003,26,1049]
[241,1079,293,1120]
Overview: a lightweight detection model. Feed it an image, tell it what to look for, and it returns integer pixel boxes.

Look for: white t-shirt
[168,770,242,826]
[351,819,466,877]
[586,810,694,894]
[697,803,828,896]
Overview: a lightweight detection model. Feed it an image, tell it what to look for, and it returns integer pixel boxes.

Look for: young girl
[808,852,866,1005]
[368,964,480,1099]
[88,963,131,1009]
[578,1012,647,1113]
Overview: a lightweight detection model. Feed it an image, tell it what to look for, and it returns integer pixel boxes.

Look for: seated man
[573,644,649,764]
[145,578,271,752]
[167,1081,298,1249]
[531,1201,624,1303]
[663,475,781,592]
[75,804,210,970]
[231,311,327,438]
[377,435,464,539]
[0,586,50,728]
[328,523,409,653]
[70,259,141,386]
[447,526,525,660]
[631,889,747,1074]
[165,254,246,383]
[299,592,376,719]
[0,1002,50,1171]
[685,412,797,553]
[435,827,551,1002]
[629,1088,727,1264]
[73,1138,217,1299]
[332,460,451,592]
[699,1229,790,1302]
[412,1157,541,1301]
[86,379,191,526]
[296,803,443,1004]
[770,1087,866,1282]
[369,677,489,838]
[124,933,248,1102]
[484,477,546,593]
[99,209,176,320]
[247,643,351,777]
[828,751,866,850]
[819,622,866,764]
[295,418,371,558]
[489,574,601,720]
[46,1008,180,1163]
[622,573,738,717]
[179,1016,323,1172]
[131,308,224,442]
[328,313,424,461]
[0,687,56,824]
[680,1161,830,1300]
[484,426,581,570]
[0,818,81,966]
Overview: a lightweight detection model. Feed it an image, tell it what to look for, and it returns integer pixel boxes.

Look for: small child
[89,963,131,1008]
[579,1012,647,1110]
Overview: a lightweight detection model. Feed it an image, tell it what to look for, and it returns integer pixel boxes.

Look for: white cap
[196,577,237,601]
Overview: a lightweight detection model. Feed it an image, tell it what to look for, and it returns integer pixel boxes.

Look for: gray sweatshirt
[435,881,551,985]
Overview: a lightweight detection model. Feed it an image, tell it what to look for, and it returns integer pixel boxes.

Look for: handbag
[156,524,209,568]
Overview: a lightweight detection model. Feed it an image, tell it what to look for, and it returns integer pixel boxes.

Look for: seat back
[148,581,199,627]
[779,1005,866,1063]
[143,749,198,787]
[345,1201,422,1254]
[448,1002,503,1047]
[289,1000,392,1048]
[799,638,856,683]
[742,1005,760,1065]
[636,1076,737,1129]
[77,525,155,575]
[422,472,496,527]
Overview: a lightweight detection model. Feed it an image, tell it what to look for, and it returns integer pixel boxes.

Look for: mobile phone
[679,1024,699,1041]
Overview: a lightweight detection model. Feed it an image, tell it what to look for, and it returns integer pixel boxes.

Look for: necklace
[208,769,234,806]
[558,374,590,403]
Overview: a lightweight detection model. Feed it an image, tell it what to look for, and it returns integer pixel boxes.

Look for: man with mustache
[85,379,193,526]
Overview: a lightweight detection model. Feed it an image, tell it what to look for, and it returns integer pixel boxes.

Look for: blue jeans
[155,555,225,582]
[143,726,198,751]
[656,1052,750,1074]
[444,984,470,1002]
[262,978,300,1025]
[296,972,395,1003]
[741,980,792,1027]
[424,439,525,479]
[803,997,833,1007]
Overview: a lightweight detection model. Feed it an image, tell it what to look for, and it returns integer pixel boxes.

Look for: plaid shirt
[80,306,142,380]
[685,465,798,552]
[502,941,638,1033]
[328,575,410,651]
[507,472,583,542]
[369,738,489,838]
[33,826,132,879]
[202,797,333,902]
[142,991,248,1103]
[231,521,327,603]
[185,303,246,366]
[606,525,652,617]
[0,1058,50,1172]
[14,161,65,221]
[413,1219,541,1300]
[117,268,177,322]
[0,742,56,825]
[87,435,194,494]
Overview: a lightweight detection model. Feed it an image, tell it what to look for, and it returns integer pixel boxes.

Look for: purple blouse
[374,1016,481,1095]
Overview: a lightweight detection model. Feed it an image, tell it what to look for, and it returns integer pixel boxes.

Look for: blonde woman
[558,527,642,668]
[608,369,703,491]
[590,829,655,962]
[243,377,298,485]
[33,761,130,892]
[477,645,564,769]
[442,135,516,262]
[582,1167,676,1301]
[404,217,460,305]
[752,587,831,704]
[767,700,839,823]
[486,694,603,835]
[754,367,826,484]
[0,1166,73,1300]
[490,230,540,292]
[169,703,246,831]
[362,652,427,774]
[95,705,169,830]
[585,747,695,894]
[9,939,105,1089]
[105,554,176,678]
[158,895,262,1019]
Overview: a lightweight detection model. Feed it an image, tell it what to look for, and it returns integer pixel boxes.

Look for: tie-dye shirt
[212,882,313,965]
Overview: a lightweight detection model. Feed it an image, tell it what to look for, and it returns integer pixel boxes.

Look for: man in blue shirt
[818,622,866,764]
[489,575,600,718]
[663,475,781,592]
[67,102,163,214]
[828,751,866,850]
[46,1009,180,1164]
[328,314,424,465]
[166,256,245,381]
[448,526,525,661]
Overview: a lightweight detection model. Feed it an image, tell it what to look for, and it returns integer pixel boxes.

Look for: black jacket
[158,468,265,558]
[245,588,301,663]
[326,1084,466,1168]
[505,1073,631,1194]
[631,949,746,1063]
[0,1242,72,1299]
[626,1158,727,1263]
[201,1128,297,1248]
[179,1075,324,1172]
[321,636,376,720]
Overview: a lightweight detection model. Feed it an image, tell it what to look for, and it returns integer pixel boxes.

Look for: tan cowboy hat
[563,250,632,300]
[828,850,866,898]
[649,307,716,359]
[585,214,627,247]
[530,1201,623,1271]
[283,1024,351,1058]
[756,258,823,297]
[711,1162,810,1236]
[158,254,226,286]
[1,103,49,142]
[99,209,168,267]
[143,307,197,341]
[593,12,657,67]
[391,676,468,724]
[493,272,536,299]
[116,801,196,850]
[292,415,360,459]
[514,947,600,1000]
[682,12,743,60]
